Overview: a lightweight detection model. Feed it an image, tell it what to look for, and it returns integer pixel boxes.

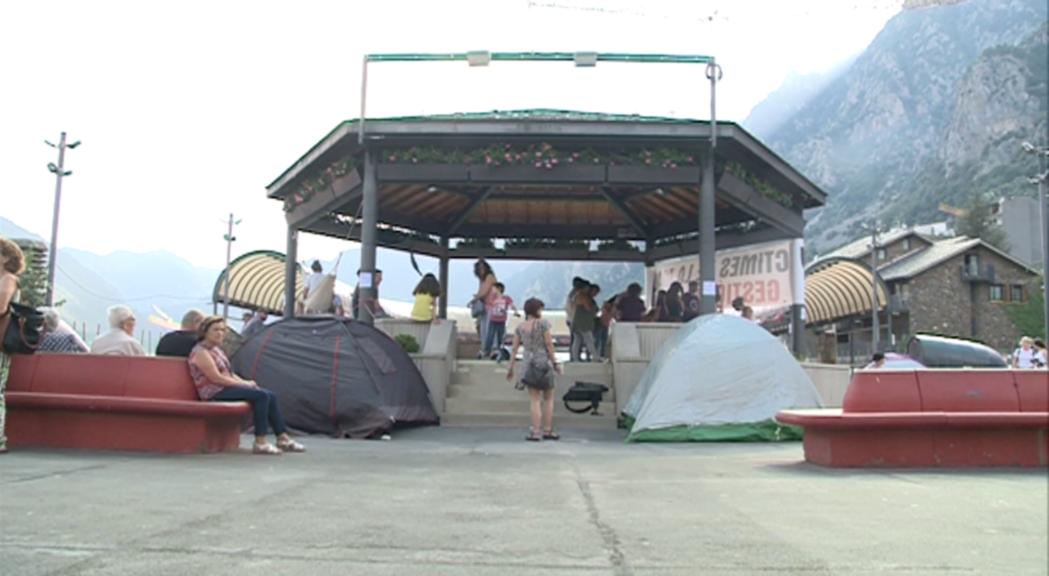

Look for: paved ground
[1,428,1046,576]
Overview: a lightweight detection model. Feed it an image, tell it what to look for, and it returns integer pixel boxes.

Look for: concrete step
[447,380,616,400]
[452,362,613,389]
[440,411,617,429]
[445,396,616,416]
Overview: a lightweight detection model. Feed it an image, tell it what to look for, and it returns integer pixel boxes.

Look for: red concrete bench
[6,354,250,454]
[777,369,1048,468]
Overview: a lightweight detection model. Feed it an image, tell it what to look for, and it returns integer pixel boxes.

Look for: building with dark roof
[820,228,1041,354]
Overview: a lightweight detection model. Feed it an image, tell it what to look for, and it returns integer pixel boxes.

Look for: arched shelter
[265,109,827,343]
[212,250,305,315]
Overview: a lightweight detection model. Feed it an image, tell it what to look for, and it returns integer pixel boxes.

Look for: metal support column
[870,227,880,353]
[698,59,719,315]
[789,238,806,357]
[439,236,450,320]
[359,150,379,325]
[283,226,298,318]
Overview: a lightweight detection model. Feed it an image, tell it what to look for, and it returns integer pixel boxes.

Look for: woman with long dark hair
[471,259,497,357]
[410,273,441,323]
[665,282,685,322]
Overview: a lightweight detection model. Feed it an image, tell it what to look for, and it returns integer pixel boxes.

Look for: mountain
[766,0,1048,253]
[501,261,644,308]
[743,59,855,140]
[0,217,44,242]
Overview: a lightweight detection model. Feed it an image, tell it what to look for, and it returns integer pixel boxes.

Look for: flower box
[607,165,701,185]
[375,164,469,183]
[469,164,605,183]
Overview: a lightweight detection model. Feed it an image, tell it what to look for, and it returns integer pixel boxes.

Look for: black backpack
[2,302,45,354]
[563,382,610,415]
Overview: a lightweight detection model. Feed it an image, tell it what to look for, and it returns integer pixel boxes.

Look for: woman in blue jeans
[188,316,305,455]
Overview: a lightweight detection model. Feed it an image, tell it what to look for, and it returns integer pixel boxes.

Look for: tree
[13,241,48,308]
[955,190,1009,251]
[1006,279,1046,340]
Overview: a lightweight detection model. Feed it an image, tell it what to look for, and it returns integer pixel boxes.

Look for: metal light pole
[861,221,881,354]
[1023,141,1049,340]
[44,132,80,306]
[222,214,241,321]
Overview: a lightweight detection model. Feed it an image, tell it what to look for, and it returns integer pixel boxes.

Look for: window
[989,285,1004,301]
[876,248,887,261]
[1011,284,1024,302]
[964,254,980,276]
[902,238,911,251]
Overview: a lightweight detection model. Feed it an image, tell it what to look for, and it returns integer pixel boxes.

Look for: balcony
[960,263,996,284]
[889,294,910,312]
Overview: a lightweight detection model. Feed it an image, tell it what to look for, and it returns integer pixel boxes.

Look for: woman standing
[0,238,26,454]
[471,259,497,357]
[665,282,685,323]
[507,298,562,441]
[188,316,305,455]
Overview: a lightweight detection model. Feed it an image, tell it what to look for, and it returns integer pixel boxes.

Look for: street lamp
[222,213,242,321]
[1021,141,1049,340]
[44,133,80,307]
[860,220,883,354]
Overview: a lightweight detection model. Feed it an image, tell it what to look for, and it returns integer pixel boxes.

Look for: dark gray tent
[231,317,438,438]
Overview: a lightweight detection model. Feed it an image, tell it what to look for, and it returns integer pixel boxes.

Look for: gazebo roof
[266,109,827,261]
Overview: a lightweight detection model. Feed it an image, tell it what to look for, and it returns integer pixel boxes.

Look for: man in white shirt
[90,305,146,356]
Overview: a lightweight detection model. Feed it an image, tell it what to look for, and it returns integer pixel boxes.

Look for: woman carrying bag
[0,238,27,454]
[506,298,563,441]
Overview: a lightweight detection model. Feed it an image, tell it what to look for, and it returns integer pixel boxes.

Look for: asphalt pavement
[1,427,1046,575]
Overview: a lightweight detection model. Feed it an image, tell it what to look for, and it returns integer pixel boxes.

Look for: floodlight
[67,141,81,149]
[573,52,598,67]
[466,50,491,67]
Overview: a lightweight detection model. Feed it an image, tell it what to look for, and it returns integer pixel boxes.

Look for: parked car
[863,352,925,370]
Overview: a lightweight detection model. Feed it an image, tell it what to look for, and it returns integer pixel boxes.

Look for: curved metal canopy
[804,257,888,326]
[213,250,304,315]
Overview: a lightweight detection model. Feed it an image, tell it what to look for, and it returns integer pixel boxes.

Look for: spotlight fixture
[426,185,439,193]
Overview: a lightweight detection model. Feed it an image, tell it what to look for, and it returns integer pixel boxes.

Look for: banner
[646,240,794,312]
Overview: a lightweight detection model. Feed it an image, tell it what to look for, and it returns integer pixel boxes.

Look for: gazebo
[265,109,826,348]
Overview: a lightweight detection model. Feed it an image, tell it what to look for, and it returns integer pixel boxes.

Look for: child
[410,273,441,323]
[484,282,518,359]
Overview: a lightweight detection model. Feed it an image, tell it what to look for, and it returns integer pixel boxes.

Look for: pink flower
[504,153,512,161]
[535,161,542,167]
[567,157,575,163]
[411,157,418,164]
[389,155,397,162]
[535,151,542,158]
[645,158,652,165]
[551,158,559,165]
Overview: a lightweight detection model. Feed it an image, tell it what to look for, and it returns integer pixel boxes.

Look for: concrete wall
[376,319,456,413]
[800,362,852,407]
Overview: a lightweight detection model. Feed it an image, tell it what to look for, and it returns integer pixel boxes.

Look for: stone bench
[6,354,250,454]
[776,369,1048,468]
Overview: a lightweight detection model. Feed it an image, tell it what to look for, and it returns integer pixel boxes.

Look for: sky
[0,0,901,270]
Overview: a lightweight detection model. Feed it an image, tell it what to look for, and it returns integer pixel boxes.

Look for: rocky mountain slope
[761,0,1048,254]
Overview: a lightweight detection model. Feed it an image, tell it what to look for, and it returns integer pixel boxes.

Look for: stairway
[441,360,618,429]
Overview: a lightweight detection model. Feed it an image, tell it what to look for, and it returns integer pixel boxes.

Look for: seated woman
[188,316,305,455]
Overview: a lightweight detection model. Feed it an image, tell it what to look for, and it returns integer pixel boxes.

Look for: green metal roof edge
[266,109,719,190]
[367,52,713,64]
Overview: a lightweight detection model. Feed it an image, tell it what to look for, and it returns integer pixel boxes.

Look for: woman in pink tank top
[188,316,305,455]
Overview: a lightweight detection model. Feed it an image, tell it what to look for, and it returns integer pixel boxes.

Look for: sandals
[252,442,281,455]
[526,428,542,442]
[277,439,307,453]
[543,430,560,441]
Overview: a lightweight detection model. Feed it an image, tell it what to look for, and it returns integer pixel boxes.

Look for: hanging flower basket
[375,163,469,182]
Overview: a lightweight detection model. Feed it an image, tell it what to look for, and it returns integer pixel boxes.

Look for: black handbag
[2,302,44,354]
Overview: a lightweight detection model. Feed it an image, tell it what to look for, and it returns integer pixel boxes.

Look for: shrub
[394,334,420,353]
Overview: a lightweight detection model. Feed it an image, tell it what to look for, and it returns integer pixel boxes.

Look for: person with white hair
[1012,336,1038,369]
[156,309,206,357]
[89,305,146,356]
[37,308,89,354]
